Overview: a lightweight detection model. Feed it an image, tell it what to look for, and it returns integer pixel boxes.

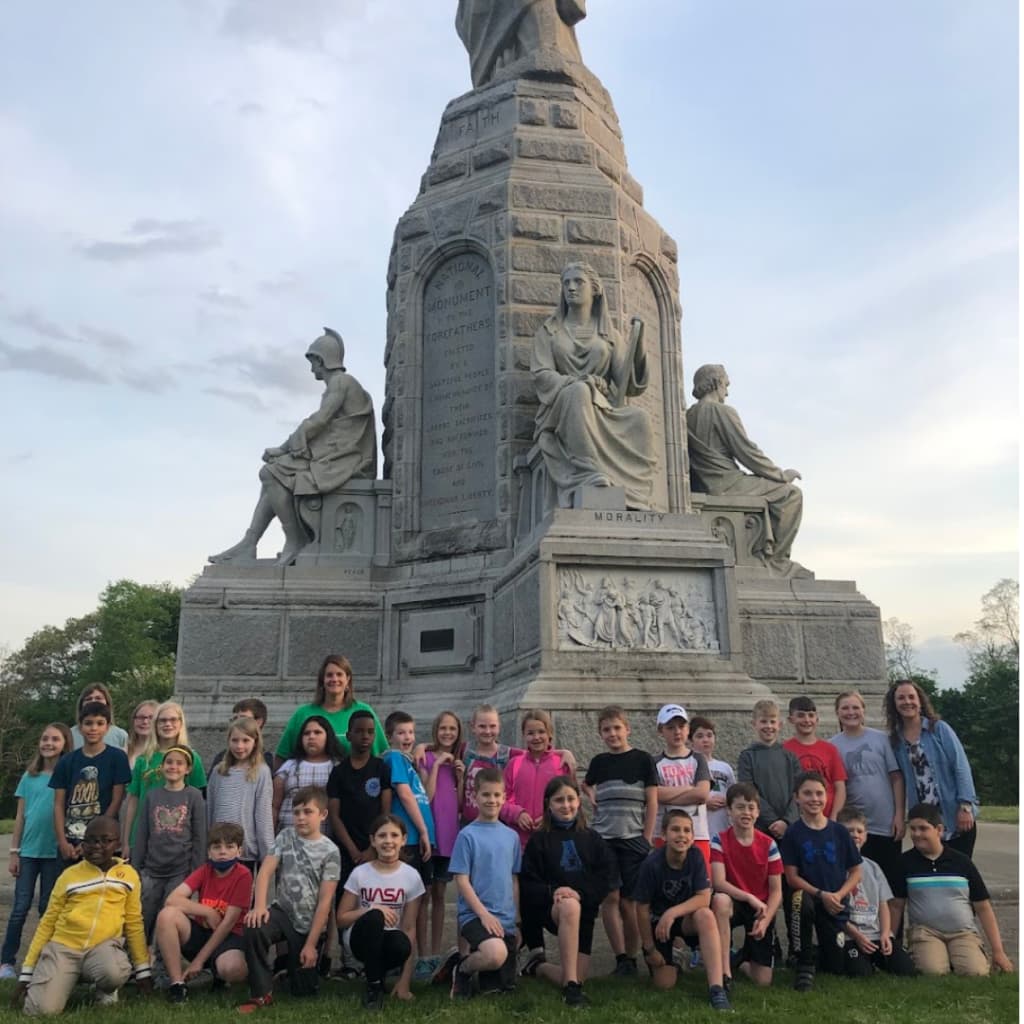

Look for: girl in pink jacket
[501,710,575,848]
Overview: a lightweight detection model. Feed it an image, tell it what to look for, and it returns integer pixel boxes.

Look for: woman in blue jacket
[885,679,979,857]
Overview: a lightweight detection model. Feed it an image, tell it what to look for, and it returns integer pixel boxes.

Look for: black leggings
[349,910,412,985]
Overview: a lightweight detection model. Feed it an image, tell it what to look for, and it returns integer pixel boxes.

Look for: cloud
[256,270,302,295]
[77,218,221,262]
[6,451,32,464]
[220,0,367,51]
[199,286,249,310]
[0,337,107,383]
[8,308,76,343]
[78,324,136,353]
[237,101,265,117]
[212,345,314,394]
[119,368,177,394]
[203,385,269,410]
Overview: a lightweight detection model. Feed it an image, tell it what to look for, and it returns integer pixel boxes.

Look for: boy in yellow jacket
[16,816,152,1015]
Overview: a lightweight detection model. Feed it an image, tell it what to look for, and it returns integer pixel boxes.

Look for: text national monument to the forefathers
[178,3,888,760]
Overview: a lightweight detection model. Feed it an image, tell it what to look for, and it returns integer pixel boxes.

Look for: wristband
[9,848,20,854]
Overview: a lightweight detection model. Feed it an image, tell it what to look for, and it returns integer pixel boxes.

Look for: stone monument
[176,7,888,761]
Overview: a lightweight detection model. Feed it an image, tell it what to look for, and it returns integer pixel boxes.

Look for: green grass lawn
[0,972,1017,1024]
[981,806,1019,824]
[0,820,13,835]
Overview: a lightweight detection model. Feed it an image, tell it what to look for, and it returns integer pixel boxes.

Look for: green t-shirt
[275,701,388,759]
[127,747,207,843]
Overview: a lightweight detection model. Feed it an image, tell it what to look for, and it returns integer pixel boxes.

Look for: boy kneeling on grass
[155,821,254,1003]
[238,786,340,1013]
[15,816,152,1016]
[891,803,1013,977]
[779,771,862,991]
[635,808,731,1013]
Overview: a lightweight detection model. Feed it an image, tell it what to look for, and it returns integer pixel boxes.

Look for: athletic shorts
[401,845,434,888]
[431,855,453,884]
[181,922,244,973]
[606,836,652,899]
[460,917,513,952]
[732,901,776,968]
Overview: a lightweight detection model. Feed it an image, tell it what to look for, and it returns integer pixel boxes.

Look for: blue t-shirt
[779,818,862,909]
[49,746,132,844]
[384,750,435,847]
[633,846,710,920]
[449,819,522,930]
[15,772,58,859]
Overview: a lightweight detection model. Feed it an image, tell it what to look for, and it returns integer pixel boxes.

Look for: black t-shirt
[326,756,392,851]
[633,846,710,920]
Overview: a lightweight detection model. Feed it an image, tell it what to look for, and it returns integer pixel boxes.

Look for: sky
[0,1,1017,689]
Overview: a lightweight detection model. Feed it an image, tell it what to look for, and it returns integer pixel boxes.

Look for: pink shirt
[499,749,572,848]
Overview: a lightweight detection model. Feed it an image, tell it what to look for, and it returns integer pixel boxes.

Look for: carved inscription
[420,253,497,530]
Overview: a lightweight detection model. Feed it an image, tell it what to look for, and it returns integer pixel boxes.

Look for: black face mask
[209,857,240,872]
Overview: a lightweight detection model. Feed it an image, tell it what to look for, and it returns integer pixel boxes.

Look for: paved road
[0,825,1017,968]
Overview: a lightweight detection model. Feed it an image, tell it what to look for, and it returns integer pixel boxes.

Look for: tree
[882,616,938,696]
[947,579,1019,805]
[955,577,1019,670]
[0,580,182,814]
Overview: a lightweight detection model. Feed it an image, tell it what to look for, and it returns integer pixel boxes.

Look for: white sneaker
[94,988,119,1006]
[0,964,17,980]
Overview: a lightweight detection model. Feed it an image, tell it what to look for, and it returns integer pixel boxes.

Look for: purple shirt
[423,751,460,857]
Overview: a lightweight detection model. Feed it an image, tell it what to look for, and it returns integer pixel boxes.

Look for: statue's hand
[587,374,611,398]
[262,446,285,462]
[782,469,802,483]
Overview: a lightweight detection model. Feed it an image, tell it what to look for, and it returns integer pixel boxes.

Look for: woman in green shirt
[274,655,388,769]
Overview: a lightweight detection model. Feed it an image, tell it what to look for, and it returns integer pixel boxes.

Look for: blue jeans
[1,857,60,965]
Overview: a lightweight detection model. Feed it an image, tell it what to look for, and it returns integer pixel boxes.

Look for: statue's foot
[771,558,814,580]
[274,541,306,566]
[209,537,258,564]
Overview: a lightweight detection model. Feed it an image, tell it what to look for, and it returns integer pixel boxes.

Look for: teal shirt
[15,771,57,859]
[275,701,388,759]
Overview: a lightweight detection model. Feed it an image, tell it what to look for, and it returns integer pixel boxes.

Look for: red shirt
[710,827,782,904]
[783,738,848,817]
[182,862,254,935]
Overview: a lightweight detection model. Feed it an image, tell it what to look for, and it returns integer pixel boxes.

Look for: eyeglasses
[157,716,182,725]
[134,714,154,722]
[81,835,118,847]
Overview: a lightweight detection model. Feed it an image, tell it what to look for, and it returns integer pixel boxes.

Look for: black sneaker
[708,984,732,1012]
[563,982,590,1009]
[167,983,188,1005]
[362,984,385,1012]
[610,956,638,977]
[432,950,461,987]
[450,961,473,1001]
[793,965,815,992]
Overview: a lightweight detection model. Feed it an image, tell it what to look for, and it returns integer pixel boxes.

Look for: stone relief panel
[623,264,668,511]
[419,252,497,531]
[556,566,719,653]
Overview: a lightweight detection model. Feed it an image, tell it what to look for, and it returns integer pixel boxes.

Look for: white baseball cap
[656,704,688,725]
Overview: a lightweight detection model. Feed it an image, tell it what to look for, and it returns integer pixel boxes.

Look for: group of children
[1,684,1014,1016]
